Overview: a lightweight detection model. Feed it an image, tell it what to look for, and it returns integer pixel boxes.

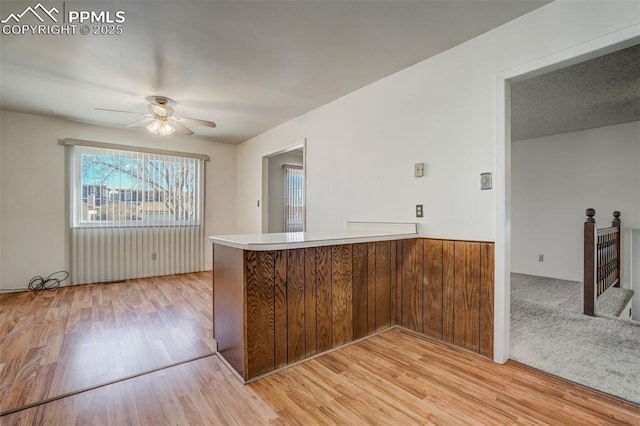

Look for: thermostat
[480,172,493,190]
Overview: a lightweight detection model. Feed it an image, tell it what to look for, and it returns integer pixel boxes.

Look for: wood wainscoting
[220,238,494,382]
[398,239,494,358]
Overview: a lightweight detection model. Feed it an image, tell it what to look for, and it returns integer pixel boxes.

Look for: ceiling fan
[96,96,217,136]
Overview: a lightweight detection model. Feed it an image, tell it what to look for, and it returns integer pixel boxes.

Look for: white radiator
[71,226,204,285]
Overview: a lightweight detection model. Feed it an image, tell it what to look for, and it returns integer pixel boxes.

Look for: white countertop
[209,229,418,251]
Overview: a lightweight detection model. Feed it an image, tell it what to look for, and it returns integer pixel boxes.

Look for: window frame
[71,145,204,228]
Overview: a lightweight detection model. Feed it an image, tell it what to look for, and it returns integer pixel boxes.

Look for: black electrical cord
[28,271,69,292]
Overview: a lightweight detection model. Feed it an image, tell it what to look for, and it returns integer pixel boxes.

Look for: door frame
[261,138,307,233]
[493,27,639,363]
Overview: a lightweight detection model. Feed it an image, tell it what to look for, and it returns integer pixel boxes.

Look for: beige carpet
[510,273,640,405]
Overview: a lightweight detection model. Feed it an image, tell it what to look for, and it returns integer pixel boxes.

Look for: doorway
[494,30,639,364]
[261,141,306,233]
[495,29,639,404]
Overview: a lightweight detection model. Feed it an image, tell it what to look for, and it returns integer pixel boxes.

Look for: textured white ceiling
[511,43,640,142]
[0,0,550,144]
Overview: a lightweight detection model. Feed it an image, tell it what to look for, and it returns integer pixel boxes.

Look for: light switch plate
[480,172,492,190]
[414,163,424,177]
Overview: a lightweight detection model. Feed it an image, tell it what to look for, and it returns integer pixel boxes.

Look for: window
[283,165,304,232]
[72,146,203,227]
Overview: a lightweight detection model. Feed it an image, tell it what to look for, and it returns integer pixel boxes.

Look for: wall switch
[416,204,424,218]
[538,254,544,262]
[414,163,424,177]
[480,172,493,190]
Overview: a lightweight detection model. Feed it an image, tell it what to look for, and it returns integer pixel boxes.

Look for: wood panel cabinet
[214,241,399,381]
[213,238,494,382]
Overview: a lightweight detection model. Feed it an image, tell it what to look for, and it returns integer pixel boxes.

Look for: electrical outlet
[538,254,544,262]
[414,163,424,177]
[416,204,423,218]
[152,253,157,261]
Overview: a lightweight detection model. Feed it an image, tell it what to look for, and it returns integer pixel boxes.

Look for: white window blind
[72,146,203,228]
[68,144,205,284]
[283,165,304,232]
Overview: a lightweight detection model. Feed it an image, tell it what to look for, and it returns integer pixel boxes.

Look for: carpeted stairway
[510,273,640,406]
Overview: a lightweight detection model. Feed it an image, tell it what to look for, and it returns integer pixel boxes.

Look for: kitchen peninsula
[210,223,418,381]
[210,222,495,383]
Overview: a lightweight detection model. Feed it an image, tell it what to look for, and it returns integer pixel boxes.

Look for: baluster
[584,208,596,316]
[613,211,621,288]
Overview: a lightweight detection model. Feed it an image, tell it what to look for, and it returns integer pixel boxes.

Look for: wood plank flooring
[3,328,639,425]
[0,272,215,416]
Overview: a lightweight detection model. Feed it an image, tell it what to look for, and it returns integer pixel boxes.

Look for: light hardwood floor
[0,272,215,416]
[0,274,640,425]
[3,327,639,424]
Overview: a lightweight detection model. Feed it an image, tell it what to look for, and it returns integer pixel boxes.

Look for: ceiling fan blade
[174,116,217,128]
[170,119,194,135]
[126,118,152,128]
[95,108,146,115]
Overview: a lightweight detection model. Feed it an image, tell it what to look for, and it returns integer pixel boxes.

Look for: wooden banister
[613,211,621,288]
[584,209,621,316]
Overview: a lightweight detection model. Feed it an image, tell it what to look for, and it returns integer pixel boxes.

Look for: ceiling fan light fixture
[146,117,175,136]
[98,95,213,136]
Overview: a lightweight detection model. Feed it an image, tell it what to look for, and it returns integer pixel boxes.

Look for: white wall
[511,121,640,286]
[0,110,237,291]
[236,1,640,239]
[267,150,304,232]
[0,114,3,285]
[632,230,640,320]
